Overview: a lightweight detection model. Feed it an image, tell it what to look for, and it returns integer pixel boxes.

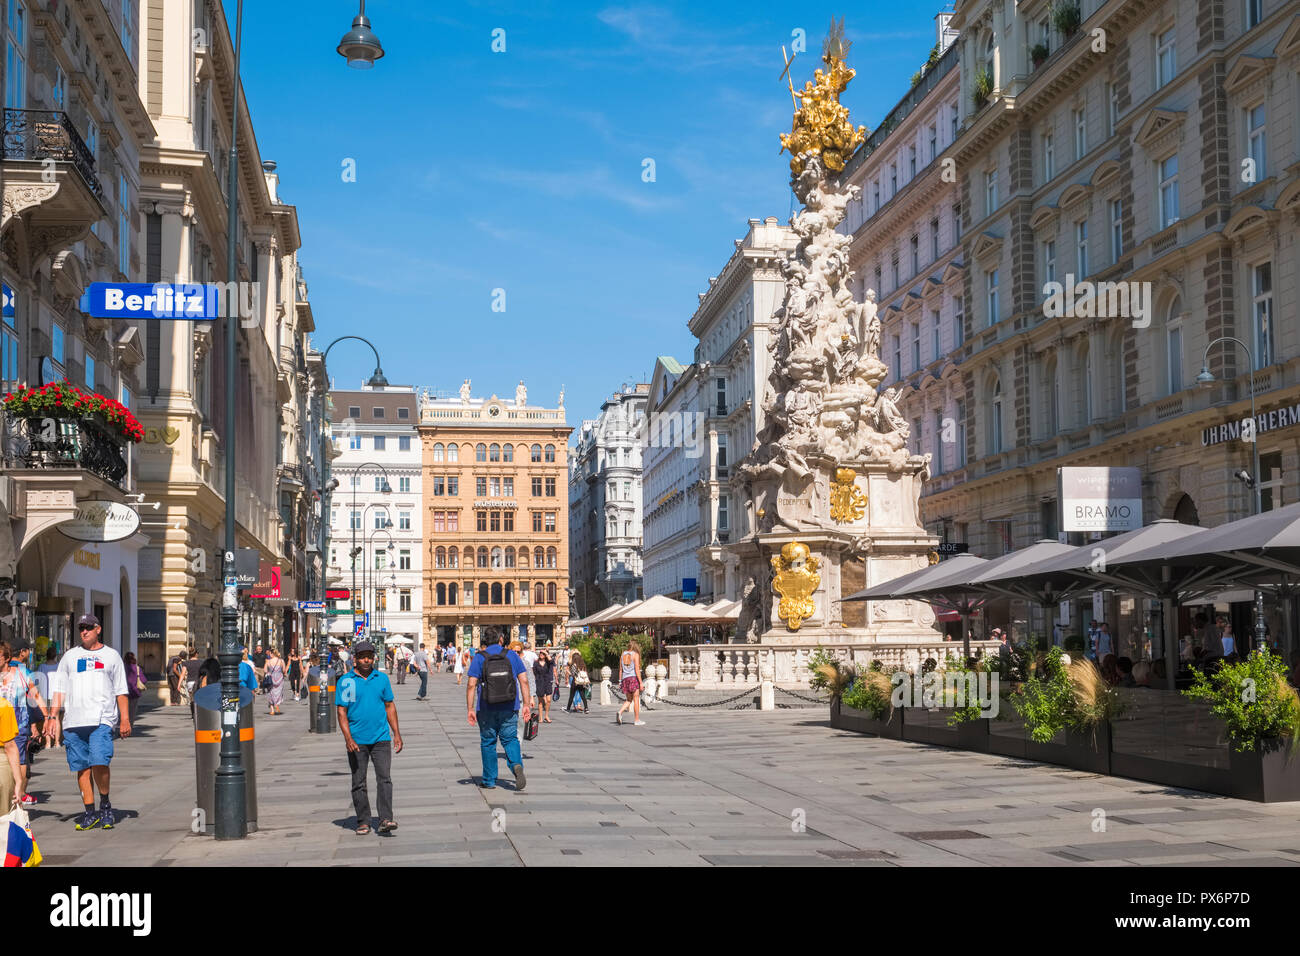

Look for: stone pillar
[599,665,612,705]
[642,664,657,700]
[759,653,775,710]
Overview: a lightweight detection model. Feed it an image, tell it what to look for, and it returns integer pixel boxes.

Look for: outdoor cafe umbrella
[606,594,714,657]
[844,553,990,660]
[384,635,413,645]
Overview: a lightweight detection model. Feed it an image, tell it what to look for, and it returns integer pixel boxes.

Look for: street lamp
[337,1,385,69]
[1196,335,1267,652]
[365,527,395,665]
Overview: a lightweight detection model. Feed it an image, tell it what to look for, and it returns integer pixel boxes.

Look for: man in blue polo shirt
[465,626,532,791]
[337,641,402,834]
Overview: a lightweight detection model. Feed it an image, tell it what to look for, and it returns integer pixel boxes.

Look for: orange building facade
[419,386,571,648]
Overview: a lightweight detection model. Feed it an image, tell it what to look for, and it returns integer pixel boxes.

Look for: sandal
[378,820,398,832]
[356,823,372,835]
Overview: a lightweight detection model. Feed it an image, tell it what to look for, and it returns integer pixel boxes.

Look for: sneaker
[19,793,37,806]
[75,809,101,830]
[511,763,526,792]
[100,806,117,829]
[616,712,623,725]
[634,720,646,726]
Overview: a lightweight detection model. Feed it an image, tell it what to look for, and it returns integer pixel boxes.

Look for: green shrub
[1183,649,1300,752]
[1051,2,1082,36]
[842,668,893,720]
[1013,647,1123,742]
[973,68,993,107]
[1031,42,1049,64]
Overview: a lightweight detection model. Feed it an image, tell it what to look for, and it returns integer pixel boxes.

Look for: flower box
[1228,741,1300,803]
[832,699,903,739]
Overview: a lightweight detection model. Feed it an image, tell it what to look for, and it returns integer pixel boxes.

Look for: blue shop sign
[80,282,251,320]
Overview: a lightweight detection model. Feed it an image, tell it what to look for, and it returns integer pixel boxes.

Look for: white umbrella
[384,636,413,645]
[328,636,345,645]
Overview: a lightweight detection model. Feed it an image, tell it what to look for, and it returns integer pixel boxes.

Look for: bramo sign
[81,282,259,323]
[1058,466,1142,533]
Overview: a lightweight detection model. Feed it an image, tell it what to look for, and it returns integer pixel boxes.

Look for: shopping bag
[2,804,42,867]
[523,710,540,741]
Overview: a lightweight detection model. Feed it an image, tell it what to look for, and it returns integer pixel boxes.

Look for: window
[546,547,557,569]
[872,180,880,211]
[530,444,542,462]
[1253,262,1274,370]
[476,443,487,462]
[532,512,542,533]
[891,256,900,289]
[399,476,411,493]
[433,476,444,496]
[372,406,385,419]
[716,435,728,476]
[930,218,940,261]
[1073,107,1087,160]
[503,510,514,532]
[1246,103,1266,183]
[433,511,446,533]
[910,322,921,371]
[85,353,95,389]
[715,377,727,414]
[436,582,446,605]
[374,475,386,492]
[910,234,919,276]
[718,494,729,531]
[399,511,411,531]
[531,476,542,496]
[1107,82,1119,137]
[931,310,941,362]
[489,443,501,462]
[909,145,917,179]
[933,411,945,474]
[1155,26,1176,89]
[544,512,556,533]
[985,169,997,214]
[1075,220,1088,277]
[447,511,458,532]
[491,546,503,569]
[890,163,897,194]
[476,511,487,532]
[623,480,631,500]
[892,334,902,380]
[350,475,361,490]
[397,407,409,420]
[2,284,19,391]
[1109,199,1124,263]
[1158,154,1179,229]
[373,510,388,530]
[118,174,131,275]
[476,476,487,496]
[545,476,556,496]
[1245,0,1263,29]
[1168,320,1183,394]
[955,399,967,466]
[544,444,556,462]
[953,203,963,241]
[350,511,361,531]
[928,124,937,162]
[447,476,458,496]
[349,405,361,418]
[534,547,544,567]
[503,444,514,462]
[448,444,459,462]
[986,269,999,327]
[953,295,965,348]
[5,0,25,110]
[432,442,444,462]
[398,435,411,451]
[503,477,513,496]
[951,101,959,140]
[989,380,1003,454]
[489,477,501,497]
[1043,240,1057,286]
[373,435,385,451]
[1042,131,1054,182]
[477,546,489,569]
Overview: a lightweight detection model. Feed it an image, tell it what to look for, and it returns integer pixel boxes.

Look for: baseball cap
[8,636,30,653]
[77,614,100,629]
[353,640,376,656]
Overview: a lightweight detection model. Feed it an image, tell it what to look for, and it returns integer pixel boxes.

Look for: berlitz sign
[1058,466,1142,533]
[81,282,258,321]
[58,500,141,542]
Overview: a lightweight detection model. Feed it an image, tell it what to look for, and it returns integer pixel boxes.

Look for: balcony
[2,413,128,487]
[2,109,107,239]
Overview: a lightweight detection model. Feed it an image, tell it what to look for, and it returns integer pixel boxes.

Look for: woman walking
[288,646,302,701]
[265,647,286,716]
[616,641,645,726]
[455,646,469,685]
[533,651,555,723]
[565,650,590,714]
[124,651,147,724]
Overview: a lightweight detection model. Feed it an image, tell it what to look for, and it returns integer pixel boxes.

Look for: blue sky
[229,2,942,433]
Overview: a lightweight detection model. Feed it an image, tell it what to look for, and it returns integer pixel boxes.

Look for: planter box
[832,700,903,739]
[1025,723,1111,775]
[1229,741,1300,803]
[902,708,988,752]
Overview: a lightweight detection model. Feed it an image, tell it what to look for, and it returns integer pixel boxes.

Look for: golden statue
[779,18,867,179]
[829,467,867,523]
[771,541,821,631]
[927,550,940,565]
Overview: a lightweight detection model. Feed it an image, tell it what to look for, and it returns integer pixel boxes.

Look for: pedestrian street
[19,670,1300,868]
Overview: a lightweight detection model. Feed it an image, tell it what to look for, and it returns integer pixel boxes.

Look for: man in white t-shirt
[48,614,129,831]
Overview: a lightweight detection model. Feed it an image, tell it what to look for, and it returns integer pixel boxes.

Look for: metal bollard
[194,685,258,833]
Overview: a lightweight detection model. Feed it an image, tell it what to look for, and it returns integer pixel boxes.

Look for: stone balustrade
[667,641,1002,688]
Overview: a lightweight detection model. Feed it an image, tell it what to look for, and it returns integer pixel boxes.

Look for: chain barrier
[604,681,757,709]
[773,685,831,704]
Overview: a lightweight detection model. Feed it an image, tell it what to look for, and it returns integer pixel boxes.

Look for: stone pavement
[23,669,1300,866]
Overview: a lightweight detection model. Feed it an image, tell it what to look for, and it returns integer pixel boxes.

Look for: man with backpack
[465,627,532,791]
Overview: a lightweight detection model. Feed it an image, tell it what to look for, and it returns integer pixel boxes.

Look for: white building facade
[641,357,705,600]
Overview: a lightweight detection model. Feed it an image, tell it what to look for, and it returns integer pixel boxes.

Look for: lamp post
[336,0,385,69]
[366,528,395,662]
[1196,336,1266,652]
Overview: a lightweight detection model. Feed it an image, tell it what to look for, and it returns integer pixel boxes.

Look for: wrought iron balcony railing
[1,108,105,202]
[1,411,129,487]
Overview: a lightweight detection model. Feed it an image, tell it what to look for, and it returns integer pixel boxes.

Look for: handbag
[523,710,540,741]
[552,683,560,702]
[576,670,590,686]
[1,801,42,867]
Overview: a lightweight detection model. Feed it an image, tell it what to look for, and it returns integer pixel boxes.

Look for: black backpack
[477,648,516,707]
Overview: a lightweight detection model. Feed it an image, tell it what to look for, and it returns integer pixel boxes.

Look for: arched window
[448,444,460,462]
[505,582,514,604]
[503,444,513,462]
[491,583,503,605]
[530,443,542,462]
[477,546,489,568]
[435,546,446,569]
[989,377,1003,455]
[476,443,487,462]
[547,546,557,569]
[535,583,545,605]
[489,443,501,462]
[534,547,544,568]
[545,444,556,462]
[1173,493,1199,526]
[1165,295,1184,396]
[547,582,557,604]
[505,546,516,569]
[448,547,459,569]
[491,546,503,568]
[519,548,530,568]
[479,582,489,605]
[449,582,458,604]
[432,443,444,462]
[436,582,446,605]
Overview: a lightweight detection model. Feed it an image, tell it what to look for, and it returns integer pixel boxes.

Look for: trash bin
[194,685,258,834]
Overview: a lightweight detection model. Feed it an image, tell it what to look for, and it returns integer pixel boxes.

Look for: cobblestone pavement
[24,671,1300,867]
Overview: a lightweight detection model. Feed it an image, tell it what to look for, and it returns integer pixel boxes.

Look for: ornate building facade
[568,383,648,616]
[419,382,571,648]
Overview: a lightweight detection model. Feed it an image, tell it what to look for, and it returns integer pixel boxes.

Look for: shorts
[14,724,29,766]
[64,724,115,773]
[620,676,641,696]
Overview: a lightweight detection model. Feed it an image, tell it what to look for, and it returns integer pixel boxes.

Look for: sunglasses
[78,624,97,632]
